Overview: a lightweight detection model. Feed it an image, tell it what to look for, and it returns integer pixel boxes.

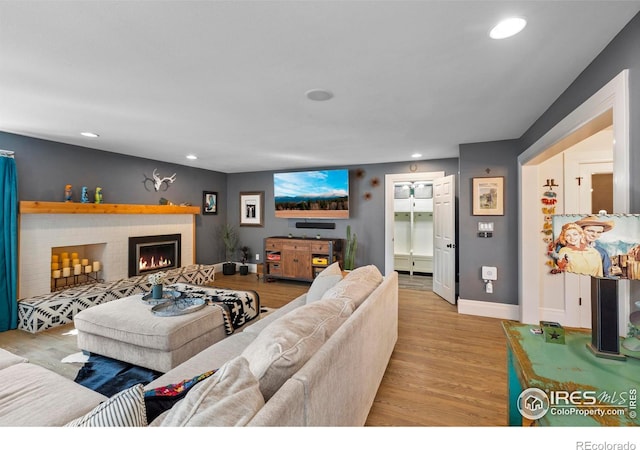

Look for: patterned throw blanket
[167,283,260,335]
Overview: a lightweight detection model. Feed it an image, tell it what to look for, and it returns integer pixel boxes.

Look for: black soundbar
[295,222,336,229]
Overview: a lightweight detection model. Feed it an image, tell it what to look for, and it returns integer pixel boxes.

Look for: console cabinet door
[282,243,311,280]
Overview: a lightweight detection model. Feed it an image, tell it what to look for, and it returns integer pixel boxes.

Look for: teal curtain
[0,156,18,331]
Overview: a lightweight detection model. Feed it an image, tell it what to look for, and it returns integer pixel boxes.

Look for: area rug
[74,354,162,397]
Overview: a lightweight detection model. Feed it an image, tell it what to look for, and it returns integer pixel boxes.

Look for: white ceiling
[1,1,639,173]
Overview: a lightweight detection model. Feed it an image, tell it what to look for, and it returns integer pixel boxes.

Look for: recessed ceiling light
[490,17,527,39]
[80,131,99,138]
[186,154,198,160]
[411,153,422,158]
[305,89,334,101]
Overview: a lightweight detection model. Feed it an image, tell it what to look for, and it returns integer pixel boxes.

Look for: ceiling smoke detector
[305,89,334,101]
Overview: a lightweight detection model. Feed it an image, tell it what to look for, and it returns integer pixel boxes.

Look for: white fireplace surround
[19,213,194,299]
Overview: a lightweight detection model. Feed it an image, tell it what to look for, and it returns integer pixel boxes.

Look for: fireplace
[128,234,181,277]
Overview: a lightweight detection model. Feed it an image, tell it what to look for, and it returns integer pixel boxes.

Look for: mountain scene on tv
[274,170,349,211]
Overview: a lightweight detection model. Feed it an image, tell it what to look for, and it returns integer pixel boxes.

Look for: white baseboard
[457,298,520,320]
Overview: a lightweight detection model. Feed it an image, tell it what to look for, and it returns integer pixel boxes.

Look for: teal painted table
[503,320,639,426]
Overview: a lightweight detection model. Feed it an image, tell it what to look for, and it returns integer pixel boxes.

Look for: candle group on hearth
[51,253,100,278]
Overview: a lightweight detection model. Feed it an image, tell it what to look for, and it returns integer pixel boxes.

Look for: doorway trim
[518,70,630,331]
[384,171,444,276]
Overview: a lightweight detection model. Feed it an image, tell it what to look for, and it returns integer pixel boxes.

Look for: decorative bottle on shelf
[64,184,73,202]
[81,186,89,203]
[95,187,103,204]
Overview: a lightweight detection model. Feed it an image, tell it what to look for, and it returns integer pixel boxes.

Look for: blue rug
[74,354,162,397]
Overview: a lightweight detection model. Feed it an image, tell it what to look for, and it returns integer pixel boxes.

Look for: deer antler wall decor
[151,169,177,192]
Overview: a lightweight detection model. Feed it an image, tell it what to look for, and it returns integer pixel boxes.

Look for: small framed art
[240,191,264,227]
[472,177,504,216]
[202,191,218,215]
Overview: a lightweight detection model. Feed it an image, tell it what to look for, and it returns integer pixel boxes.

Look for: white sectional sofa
[0,264,398,427]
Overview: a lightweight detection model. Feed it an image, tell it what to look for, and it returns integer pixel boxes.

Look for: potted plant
[239,246,250,276]
[220,224,238,275]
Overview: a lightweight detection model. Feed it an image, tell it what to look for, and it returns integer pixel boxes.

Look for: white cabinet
[393,181,433,275]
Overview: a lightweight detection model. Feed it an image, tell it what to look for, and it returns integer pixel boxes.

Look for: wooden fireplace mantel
[19,201,200,215]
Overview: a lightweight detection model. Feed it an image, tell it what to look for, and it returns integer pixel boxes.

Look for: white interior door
[564,161,613,328]
[433,174,455,304]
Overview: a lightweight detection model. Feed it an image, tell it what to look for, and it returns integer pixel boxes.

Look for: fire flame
[139,256,172,272]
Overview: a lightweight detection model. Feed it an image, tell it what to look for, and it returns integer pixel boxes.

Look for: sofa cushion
[0,348,28,370]
[306,262,343,303]
[158,356,264,426]
[242,295,306,336]
[65,383,147,427]
[241,297,354,400]
[144,369,218,423]
[320,264,383,308]
[145,331,256,391]
[0,362,107,426]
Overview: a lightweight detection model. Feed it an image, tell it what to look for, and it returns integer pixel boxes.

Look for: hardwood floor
[0,273,508,426]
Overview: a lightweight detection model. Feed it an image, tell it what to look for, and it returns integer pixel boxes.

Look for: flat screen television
[274,169,349,219]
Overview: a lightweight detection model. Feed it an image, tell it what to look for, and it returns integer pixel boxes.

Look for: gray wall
[458,140,520,305]
[1,129,458,274]
[0,131,228,264]
[458,11,640,305]
[226,159,459,272]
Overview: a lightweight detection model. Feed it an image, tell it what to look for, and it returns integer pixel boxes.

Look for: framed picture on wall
[240,191,264,227]
[472,177,504,216]
[202,191,218,215]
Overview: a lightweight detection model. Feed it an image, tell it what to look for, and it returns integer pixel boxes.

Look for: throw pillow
[65,383,147,427]
[241,296,354,400]
[158,356,264,426]
[144,369,218,423]
[320,264,383,308]
[306,261,343,303]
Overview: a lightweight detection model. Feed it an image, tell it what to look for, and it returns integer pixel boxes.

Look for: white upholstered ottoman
[74,294,228,373]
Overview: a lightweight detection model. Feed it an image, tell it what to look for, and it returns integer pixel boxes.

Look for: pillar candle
[62,267,71,277]
[61,252,69,260]
[74,264,82,275]
[51,262,59,270]
[62,258,70,268]
[72,258,80,266]
[52,270,61,279]
[84,265,92,274]
[71,252,79,259]
[81,258,89,266]
[52,254,59,263]
[93,261,101,272]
